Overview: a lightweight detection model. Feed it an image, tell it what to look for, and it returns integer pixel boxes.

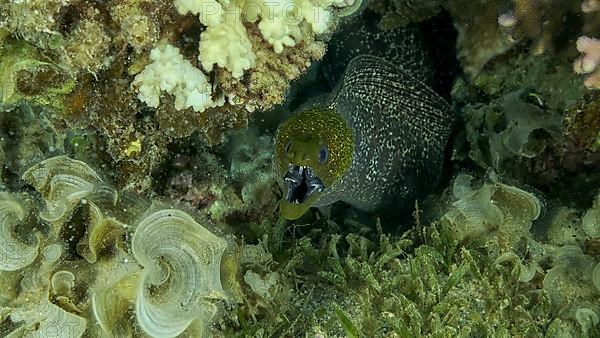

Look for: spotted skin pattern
[323,11,435,88]
[316,55,454,211]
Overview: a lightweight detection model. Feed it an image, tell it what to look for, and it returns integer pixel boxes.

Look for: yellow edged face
[274,107,353,220]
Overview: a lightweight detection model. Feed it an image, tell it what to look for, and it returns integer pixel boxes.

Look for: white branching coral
[573,36,600,89]
[175,0,344,68]
[133,0,349,111]
[199,17,256,78]
[132,43,220,112]
[247,0,338,52]
[175,0,256,78]
[255,5,303,53]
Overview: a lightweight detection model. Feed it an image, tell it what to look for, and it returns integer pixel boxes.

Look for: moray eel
[274,14,455,220]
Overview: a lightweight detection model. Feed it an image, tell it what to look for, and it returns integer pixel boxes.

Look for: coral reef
[497,0,580,55]
[0,156,233,337]
[161,127,279,226]
[174,0,256,78]
[0,0,348,190]
[3,1,600,337]
[368,0,514,79]
[452,38,599,203]
[110,1,160,53]
[132,43,221,112]
[442,173,543,245]
[0,103,65,184]
[370,0,597,83]
[449,0,527,79]
[0,41,75,107]
[582,192,600,238]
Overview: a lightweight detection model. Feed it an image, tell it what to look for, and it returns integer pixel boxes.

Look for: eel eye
[318,146,328,164]
[284,140,292,155]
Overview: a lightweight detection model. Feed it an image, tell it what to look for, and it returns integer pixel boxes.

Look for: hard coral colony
[0,0,600,337]
[133,0,352,112]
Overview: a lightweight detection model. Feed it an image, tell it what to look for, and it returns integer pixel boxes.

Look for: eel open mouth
[283,164,325,204]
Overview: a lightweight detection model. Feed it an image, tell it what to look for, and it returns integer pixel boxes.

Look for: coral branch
[574,36,600,89]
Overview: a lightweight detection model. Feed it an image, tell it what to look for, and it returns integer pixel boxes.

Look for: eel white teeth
[283,165,326,205]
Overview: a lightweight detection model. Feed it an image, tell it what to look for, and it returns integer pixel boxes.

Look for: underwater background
[1,0,600,337]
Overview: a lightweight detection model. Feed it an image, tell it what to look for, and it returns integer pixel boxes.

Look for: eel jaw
[283,164,325,204]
